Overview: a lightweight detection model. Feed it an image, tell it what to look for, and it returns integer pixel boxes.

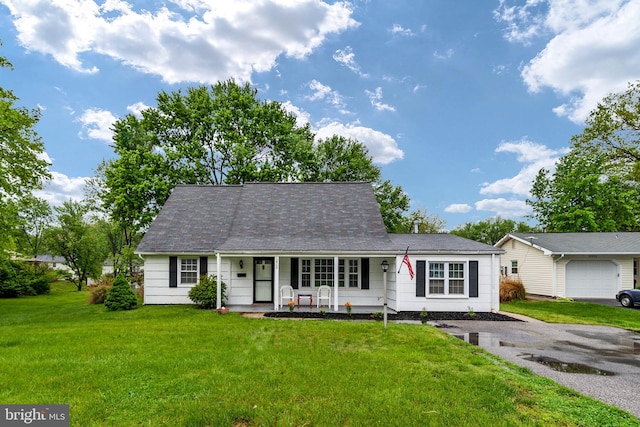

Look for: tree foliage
[47,201,108,291]
[451,217,538,245]
[0,43,51,248]
[528,81,640,232]
[13,195,52,257]
[97,80,409,235]
[393,208,446,234]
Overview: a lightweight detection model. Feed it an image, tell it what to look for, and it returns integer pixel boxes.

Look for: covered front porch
[212,253,397,312]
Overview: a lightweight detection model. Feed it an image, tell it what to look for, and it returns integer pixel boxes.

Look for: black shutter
[361,258,369,289]
[290,258,299,289]
[169,256,177,288]
[469,261,479,298]
[200,256,208,277]
[416,260,426,297]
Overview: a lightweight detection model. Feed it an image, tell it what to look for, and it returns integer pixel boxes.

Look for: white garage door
[565,260,617,298]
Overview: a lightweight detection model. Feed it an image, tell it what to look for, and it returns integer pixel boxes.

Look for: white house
[495,232,640,298]
[136,182,503,312]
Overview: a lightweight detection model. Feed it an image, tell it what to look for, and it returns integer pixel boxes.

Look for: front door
[254,258,274,303]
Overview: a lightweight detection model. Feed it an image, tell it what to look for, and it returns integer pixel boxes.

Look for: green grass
[1,283,638,426]
[502,299,640,332]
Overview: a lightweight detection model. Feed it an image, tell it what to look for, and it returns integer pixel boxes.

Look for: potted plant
[287,300,295,313]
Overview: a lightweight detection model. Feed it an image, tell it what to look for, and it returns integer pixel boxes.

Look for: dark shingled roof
[136,182,393,254]
[388,233,503,254]
[505,232,640,254]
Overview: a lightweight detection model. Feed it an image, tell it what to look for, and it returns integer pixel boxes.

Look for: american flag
[400,247,414,280]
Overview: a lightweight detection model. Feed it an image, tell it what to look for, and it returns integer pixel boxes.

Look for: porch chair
[317,285,332,308]
[280,285,295,307]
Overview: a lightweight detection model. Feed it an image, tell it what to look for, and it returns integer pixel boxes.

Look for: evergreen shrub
[105,273,138,311]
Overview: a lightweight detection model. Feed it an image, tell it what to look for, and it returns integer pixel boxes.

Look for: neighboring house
[136,182,503,312]
[495,232,640,298]
[35,254,73,276]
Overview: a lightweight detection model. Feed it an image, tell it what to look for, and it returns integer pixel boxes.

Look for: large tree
[13,195,52,257]
[528,147,640,231]
[97,80,409,235]
[451,217,538,245]
[528,82,640,231]
[47,201,108,290]
[0,43,51,248]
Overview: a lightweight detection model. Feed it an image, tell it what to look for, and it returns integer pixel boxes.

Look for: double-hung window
[428,262,466,295]
[511,260,518,275]
[180,258,198,285]
[299,258,360,288]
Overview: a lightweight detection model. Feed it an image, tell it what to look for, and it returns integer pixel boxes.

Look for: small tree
[105,273,138,311]
[189,275,227,309]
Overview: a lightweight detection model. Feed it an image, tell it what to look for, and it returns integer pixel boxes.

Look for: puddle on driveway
[520,354,616,376]
[452,333,617,376]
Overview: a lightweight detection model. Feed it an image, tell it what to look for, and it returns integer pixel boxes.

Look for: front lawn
[1,282,637,426]
[502,299,640,332]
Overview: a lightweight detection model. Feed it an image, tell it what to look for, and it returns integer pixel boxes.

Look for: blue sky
[1,0,639,230]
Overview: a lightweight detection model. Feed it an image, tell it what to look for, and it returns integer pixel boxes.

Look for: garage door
[565,260,617,298]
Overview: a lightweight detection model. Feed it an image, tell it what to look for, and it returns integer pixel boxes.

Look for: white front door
[254,258,273,303]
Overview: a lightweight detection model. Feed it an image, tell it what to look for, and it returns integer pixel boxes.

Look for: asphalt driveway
[436,315,640,418]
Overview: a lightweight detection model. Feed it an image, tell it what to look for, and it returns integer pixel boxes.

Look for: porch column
[334,256,339,311]
[216,253,222,309]
[274,256,280,311]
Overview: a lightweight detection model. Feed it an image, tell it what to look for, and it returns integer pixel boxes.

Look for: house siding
[499,239,554,296]
[395,254,498,313]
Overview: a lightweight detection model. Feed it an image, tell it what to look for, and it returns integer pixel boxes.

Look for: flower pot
[217,307,230,314]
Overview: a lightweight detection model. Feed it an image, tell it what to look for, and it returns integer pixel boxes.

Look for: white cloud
[332,46,368,77]
[314,121,403,165]
[306,80,347,111]
[1,0,358,84]
[445,204,472,214]
[365,87,395,112]
[479,138,567,196]
[475,198,531,217]
[433,49,454,60]
[126,102,149,117]
[281,101,311,128]
[390,24,414,37]
[35,171,88,206]
[496,0,640,123]
[77,108,117,142]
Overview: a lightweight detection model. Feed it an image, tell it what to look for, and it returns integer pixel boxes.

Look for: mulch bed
[264,311,520,321]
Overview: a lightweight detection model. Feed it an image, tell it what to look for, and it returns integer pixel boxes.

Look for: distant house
[136,182,503,312]
[35,254,73,276]
[495,232,640,298]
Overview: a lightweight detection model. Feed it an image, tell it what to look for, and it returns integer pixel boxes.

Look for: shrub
[500,276,526,303]
[105,273,138,311]
[0,258,23,298]
[0,259,54,297]
[188,275,227,309]
[88,275,114,304]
